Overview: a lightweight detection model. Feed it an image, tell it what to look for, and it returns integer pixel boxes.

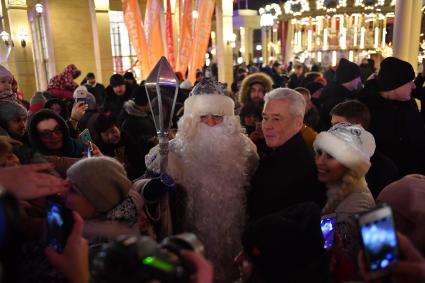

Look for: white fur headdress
[313,122,376,177]
[184,80,234,116]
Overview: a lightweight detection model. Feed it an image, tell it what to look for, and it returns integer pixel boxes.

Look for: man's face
[250,83,265,104]
[262,99,303,149]
[7,116,27,138]
[124,78,135,85]
[294,66,303,76]
[49,103,63,116]
[113,84,126,96]
[351,77,363,91]
[200,114,224,127]
[383,81,416,102]
[37,118,64,151]
[100,126,121,145]
[0,76,12,93]
[330,115,349,126]
[87,78,96,85]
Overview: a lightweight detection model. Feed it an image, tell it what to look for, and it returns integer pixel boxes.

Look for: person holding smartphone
[358,232,425,283]
[313,123,376,280]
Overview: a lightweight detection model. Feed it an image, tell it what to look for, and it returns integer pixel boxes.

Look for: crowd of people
[1,54,425,283]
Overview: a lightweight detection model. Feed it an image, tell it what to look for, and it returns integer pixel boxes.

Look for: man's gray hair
[264,88,306,117]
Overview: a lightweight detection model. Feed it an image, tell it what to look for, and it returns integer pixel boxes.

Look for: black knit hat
[242,202,328,282]
[133,85,149,106]
[336,58,361,84]
[109,74,125,87]
[378,57,415,91]
[123,72,135,80]
[305,81,324,95]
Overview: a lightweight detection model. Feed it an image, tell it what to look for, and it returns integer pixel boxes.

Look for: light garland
[316,0,347,13]
[354,0,385,11]
[284,0,310,16]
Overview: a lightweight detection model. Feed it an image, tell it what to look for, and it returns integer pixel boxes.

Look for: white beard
[168,115,258,282]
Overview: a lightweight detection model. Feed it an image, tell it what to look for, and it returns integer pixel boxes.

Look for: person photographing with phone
[313,122,376,280]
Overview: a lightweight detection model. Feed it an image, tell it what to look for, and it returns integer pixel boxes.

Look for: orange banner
[145,0,165,71]
[188,0,215,83]
[166,0,175,69]
[123,0,150,79]
[176,0,193,78]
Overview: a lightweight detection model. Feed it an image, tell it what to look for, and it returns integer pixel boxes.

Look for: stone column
[215,0,233,89]
[5,0,36,99]
[246,27,254,63]
[261,27,267,62]
[90,0,113,85]
[408,0,422,70]
[392,0,412,62]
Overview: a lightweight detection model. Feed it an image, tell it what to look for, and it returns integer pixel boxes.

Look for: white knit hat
[313,122,376,176]
[73,85,89,98]
[184,79,234,116]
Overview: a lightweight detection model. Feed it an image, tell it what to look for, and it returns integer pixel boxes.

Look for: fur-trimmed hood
[239,72,273,105]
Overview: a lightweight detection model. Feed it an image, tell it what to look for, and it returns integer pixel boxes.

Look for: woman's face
[64,184,97,219]
[315,149,347,184]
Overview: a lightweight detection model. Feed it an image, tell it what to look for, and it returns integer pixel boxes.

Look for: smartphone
[79,128,92,145]
[75,97,87,105]
[46,197,73,252]
[356,205,398,279]
[321,213,336,250]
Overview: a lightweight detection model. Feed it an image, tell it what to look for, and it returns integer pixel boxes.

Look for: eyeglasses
[38,125,63,139]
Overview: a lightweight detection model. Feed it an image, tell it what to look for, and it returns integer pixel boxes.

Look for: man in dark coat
[329,100,399,198]
[84,72,106,107]
[119,85,156,179]
[359,57,425,176]
[248,88,326,222]
[102,74,133,118]
[319,58,362,130]
[287,63,305,89]
[0,101,28,143]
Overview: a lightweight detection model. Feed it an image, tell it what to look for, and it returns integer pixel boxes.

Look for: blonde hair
[321,170,367,214]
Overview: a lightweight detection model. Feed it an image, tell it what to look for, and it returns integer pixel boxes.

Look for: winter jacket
[119,100,157,179]
[101,85,134,118]
[248,132,327,222]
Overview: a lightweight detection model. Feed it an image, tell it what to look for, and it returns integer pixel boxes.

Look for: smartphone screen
[46,199,73,252]
[359,206,398,275]
[79,129,92,145]
[321,214,336,250]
